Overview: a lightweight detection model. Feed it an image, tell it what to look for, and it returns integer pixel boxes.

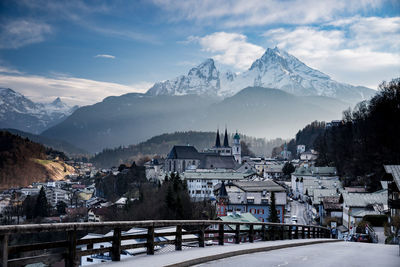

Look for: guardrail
[0,220,331,267]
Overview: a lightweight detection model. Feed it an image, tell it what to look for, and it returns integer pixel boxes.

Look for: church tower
[233,131,241,164]
[216,181,228,217]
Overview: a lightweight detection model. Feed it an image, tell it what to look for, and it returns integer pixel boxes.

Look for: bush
[362,215,388,227]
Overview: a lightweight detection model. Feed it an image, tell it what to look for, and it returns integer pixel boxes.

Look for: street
[288,200,308,225]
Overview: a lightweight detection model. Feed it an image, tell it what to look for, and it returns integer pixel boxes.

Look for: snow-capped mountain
[0,88,78,134]
[147,59,221,96]
[146,47,375,103]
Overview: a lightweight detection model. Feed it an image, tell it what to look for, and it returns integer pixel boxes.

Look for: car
[291,215,297,220]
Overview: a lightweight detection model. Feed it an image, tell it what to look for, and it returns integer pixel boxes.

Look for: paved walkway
[197,241,399,267]
[90,239,339,267]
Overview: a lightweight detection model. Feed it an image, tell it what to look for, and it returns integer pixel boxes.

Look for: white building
[45,187,70,207]
[183,170,250,200]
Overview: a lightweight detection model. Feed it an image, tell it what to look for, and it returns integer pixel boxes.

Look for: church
[165,128,242,173]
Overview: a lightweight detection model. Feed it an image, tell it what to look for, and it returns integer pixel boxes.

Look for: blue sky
[0,0,399,105]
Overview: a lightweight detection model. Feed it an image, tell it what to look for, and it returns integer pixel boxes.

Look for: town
[0,121,399,265]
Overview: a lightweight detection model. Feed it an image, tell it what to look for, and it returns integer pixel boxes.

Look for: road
[197,242,399,267]
[289,200,307,225]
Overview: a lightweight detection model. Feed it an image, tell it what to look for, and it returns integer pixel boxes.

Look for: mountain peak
[145,47,374,103]
[52,97,62,105]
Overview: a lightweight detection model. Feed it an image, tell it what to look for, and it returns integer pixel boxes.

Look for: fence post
[312,226,316,238]
[288,225,292,239]
[66,228,77,267]
[301,226,305,239]
[1,234,8,267]
[271,225,276,241]
[294,225,299,239]
[249,224,254,243]
[198,225,205,248]
[307,226,311,239]
[261,225,266,241]
[218,224,224,245]
[317,227,320,238]
[280,225,284,240]
[175,225,182,251]
[235,224,241,244]
[111,228,121,261]
[147,226,155,255]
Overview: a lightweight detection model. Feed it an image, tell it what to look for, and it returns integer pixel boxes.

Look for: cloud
[0,20,52,49]
[263,16,400,88]
[190,32,265,70]
[94,54,116,59]
[0,73,153,105]
[152,0,385,27]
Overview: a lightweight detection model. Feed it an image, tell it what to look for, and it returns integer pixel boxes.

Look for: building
[164,146,202,173]
[296,145,306,155]
[320,196,342,226]
[383,165,400,232]
[144,158,164,181]
[45,187,70,207]
[340,189,388,229]
[206,212,262,244]
[300,150,318,161]
[215,180,287,222]
[183,170,249,200]
[280,143,291,160]
[164,129,242,173]
[291,166,338,199]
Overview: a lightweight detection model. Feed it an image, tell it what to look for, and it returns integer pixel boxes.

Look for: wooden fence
[0,220,331,267]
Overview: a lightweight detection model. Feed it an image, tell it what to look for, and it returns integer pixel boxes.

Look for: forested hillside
[0,131,73,189]
[91,131,285,168]
[314,79,400,190]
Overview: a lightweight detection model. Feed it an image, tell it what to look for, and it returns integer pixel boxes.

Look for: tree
[56,201,67,215]
[240,141,255,157]
[34,187,49,218]
[282,162,295,176]
[268,192,279,223]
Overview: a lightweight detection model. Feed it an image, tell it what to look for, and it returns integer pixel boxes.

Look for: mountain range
[2,48,378,153]
[0,88,78,134]
[147,47,375,104]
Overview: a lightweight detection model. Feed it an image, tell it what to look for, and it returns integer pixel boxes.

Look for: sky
[0,0,399,105]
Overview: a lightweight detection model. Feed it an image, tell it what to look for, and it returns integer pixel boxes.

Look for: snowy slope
[146,47,375,103]
[0,88,78,134]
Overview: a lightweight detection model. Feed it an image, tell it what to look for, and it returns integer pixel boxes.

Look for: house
[383,165,400,232]
[183,170,249,200]
[263,164,284,179]
[205,212,262,244]
[144,158,164,181]
[340,189,388,229]
[215,180,287,222]
[300,150,318,161]
[296,145,306,155]
[320,196,342,226]
[291,166,339,199]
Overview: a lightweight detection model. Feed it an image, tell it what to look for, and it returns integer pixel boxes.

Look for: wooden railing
[0,220,331,267]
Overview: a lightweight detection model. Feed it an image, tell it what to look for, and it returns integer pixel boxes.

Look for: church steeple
[215,129,221,147]
[223,128,229,147]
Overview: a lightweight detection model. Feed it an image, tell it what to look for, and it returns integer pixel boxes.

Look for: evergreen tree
[282,162,295,176]
[56,201,67,215]
[34,187,49,218]
[268,192,279,223]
